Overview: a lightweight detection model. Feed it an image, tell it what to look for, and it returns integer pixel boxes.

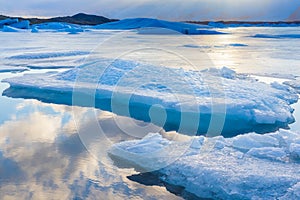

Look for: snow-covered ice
[2,58,298,136]
[94,18,224,35]
[2,25,23,32]
[109,130,300,199]
[0,18,299,200]
[284,80,300,93]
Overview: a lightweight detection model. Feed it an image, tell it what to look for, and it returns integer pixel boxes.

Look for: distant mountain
[0,13,118,25]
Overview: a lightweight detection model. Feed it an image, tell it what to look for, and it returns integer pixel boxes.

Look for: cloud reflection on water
[0,100,180,199]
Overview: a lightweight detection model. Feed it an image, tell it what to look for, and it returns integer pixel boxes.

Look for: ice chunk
[281,182,300,199]
[33,22,72,30]
[10,20,30,29]
[220,66,236,79]
[228,43,248,47]
[109,130,300,199]
[7,51,90,60]
[94,18,225,35]
[289,143,300,160]
[190,137,204,149]
[0,18,18,27]
[232,133,279,151]
[200,67,237,79]
[31,27,39,33]
[284,80,300,93]
[271,129,300,147]
[2,26,23,32]
[31,22,84,33]
[2,59,298,136]
[246,147,287,161]
[64,27,84,34]
[125,133,171,154]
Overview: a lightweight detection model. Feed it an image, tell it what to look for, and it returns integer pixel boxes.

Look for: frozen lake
[0,26,300,199]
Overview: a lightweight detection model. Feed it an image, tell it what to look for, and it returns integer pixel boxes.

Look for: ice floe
[2,25,23,32]
[9,20,30,29]
[284,80,300,93]
[6,51,90,60]
[109,130,300,199]
[0,18,30,31]
[94,18,225,35]
[2,58,298,136]
[0,18,19,27]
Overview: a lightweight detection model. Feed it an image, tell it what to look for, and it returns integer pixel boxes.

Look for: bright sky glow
[0,0,299,21]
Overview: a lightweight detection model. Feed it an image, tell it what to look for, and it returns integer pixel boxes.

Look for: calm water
[0,27,299,199]
[0,71,181,199]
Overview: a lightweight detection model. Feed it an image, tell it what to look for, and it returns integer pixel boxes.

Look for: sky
[0,0,299,21]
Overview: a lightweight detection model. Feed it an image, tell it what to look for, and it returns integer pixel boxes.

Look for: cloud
[0,0,299,21]
[0,100,177,199]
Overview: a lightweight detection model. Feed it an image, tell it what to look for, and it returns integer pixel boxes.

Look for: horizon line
[1,12,300,23]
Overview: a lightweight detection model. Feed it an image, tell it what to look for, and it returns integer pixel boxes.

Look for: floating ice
[31,27,39,33]
[31,22,84,34]
[109,130,300,199]
[64,27,84,34]
[6,51,90,60]
[33,22,73,30]
[252,34,300,39]
[0,18,18,27]
[284,80,300,93]
[228,43,248,47]
[0,18,30,30]
[2,58,298,136]
[282,182,300,199]
[2,26,23,32]
[10,20,30,29]
[94,18,224,35]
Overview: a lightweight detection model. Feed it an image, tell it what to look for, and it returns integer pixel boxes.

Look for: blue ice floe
[94,18,225,35]
[2,58,298,136]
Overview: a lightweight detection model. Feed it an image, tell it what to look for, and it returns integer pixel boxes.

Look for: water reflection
[1,27,300,199]
[0,99,180,199]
